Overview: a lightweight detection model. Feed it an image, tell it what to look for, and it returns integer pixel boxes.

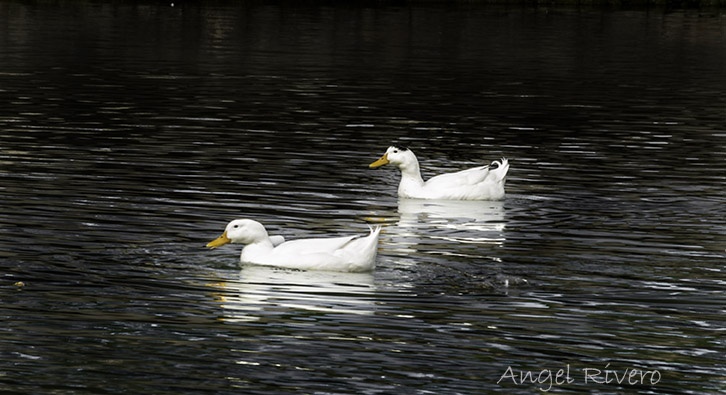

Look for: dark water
[1,2,725,394]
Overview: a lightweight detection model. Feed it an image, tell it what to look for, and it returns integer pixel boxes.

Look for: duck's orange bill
[369,153,389,169]
[206,231,231,249]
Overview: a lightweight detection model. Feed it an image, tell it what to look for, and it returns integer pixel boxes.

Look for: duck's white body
[370,146,509,200]
[207,219,381,273]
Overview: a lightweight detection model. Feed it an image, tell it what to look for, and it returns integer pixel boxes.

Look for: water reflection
[398,199,505,231]
[214,266,376,323]
[386,199,506,256]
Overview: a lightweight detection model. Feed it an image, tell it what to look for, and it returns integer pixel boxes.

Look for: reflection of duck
[387,199,506,253]
[213,265,376,322]
[369,146,509,200]
[206,219,381,272]
[398,199,505,229]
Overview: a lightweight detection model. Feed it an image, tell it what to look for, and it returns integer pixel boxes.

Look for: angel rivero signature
[497,363,662,392]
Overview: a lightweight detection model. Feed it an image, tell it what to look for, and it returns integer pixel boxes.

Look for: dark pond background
[1,1,725,394]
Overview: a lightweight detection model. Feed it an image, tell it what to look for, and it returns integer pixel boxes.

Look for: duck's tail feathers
[489,157,510,182]
[368,224,383,237]
[344,225,381,247]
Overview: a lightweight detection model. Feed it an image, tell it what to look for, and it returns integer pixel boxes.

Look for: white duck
[206,219,382,273]
[370,146,509,200]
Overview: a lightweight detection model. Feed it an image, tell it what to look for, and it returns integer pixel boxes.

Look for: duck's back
[257,227,381,272]
[417,159,509,200]
[425,165,492,189]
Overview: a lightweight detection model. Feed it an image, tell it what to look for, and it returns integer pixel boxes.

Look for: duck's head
[369,146,417,170]
[206,219,269,249]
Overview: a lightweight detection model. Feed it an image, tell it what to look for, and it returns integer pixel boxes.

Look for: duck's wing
[271,235,359,257]
[264,235,363,272]
[425,158,510,188]
[424,165,491,189]
[252,228,381,272]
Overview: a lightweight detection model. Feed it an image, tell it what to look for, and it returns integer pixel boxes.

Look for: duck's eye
[233,225,239,229]
[393,150,398,153]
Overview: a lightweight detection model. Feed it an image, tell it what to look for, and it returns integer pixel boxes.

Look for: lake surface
[1,2,725,394]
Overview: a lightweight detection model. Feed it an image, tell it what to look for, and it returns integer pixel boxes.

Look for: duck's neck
[397,160,425,197]
[240,239,275,263]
